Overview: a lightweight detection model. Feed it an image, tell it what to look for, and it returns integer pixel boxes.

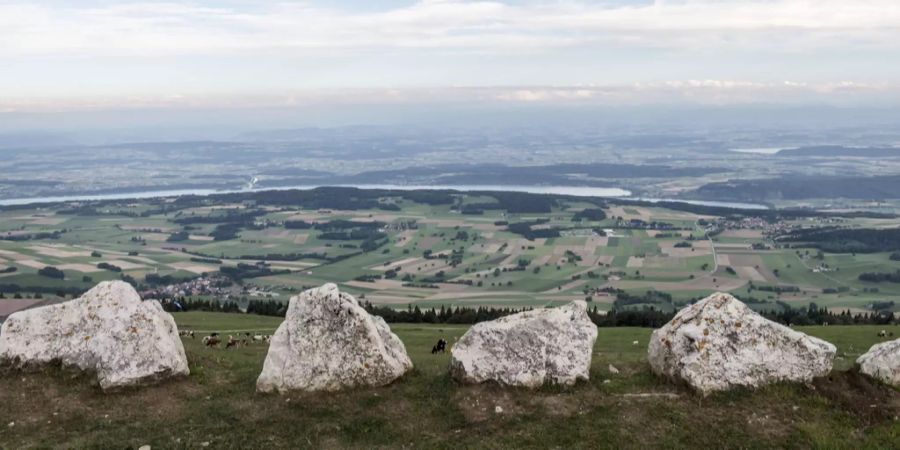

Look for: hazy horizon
[2,0,899,203]
[4,0,900,136]
[4,101,900,145]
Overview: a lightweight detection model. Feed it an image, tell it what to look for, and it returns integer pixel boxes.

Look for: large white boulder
[857,338,900,387]
[449,301,598,387]
[648,292,836,395]
[256,283,412,393]
[0,281,189,390]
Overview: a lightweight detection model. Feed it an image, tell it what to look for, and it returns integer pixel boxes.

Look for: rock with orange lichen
[648,292,835,395]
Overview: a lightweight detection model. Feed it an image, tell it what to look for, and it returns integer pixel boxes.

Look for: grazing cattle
[225,335,237,349]
[253,334,264,342]
[878,330,888,337]
[431,338,447,354]
[632,340,639,345]
[203,335,221,347]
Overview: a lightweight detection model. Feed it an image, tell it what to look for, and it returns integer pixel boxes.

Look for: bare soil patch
[725,253,764,267]
[56,263,104,273]
[0,299,47,317]
[370,257,421,272]
[15,259,48,269]
[734,266,767,282]
[29,217,67,226]
[104,260,147,270]
[715,254,731,266]
[140,233,170,242]
[263,229,292,239]
[120,224,177,233]
[169,262,219,274]
[28,245,92,259]
[720,229,764,239]
[626,256,644,268]
[614,277,747,292]
[716,243,752,250]
[123,255,161,265]
[0,249,22,258]
[344,279,405,290]
[418,237,440,250]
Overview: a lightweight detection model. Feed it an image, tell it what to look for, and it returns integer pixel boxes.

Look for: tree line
[155,297,898,327]
[859,270,900,283]
[779,227,900,253]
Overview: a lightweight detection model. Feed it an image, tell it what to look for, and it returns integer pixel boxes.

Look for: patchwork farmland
[1,187,899,318]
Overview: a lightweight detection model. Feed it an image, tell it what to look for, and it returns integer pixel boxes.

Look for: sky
[3,0,900,115]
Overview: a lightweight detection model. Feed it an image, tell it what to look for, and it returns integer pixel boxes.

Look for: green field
[1,313,898,448]
[1,190,899,316]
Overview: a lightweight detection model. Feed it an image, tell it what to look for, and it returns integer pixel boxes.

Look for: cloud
[3,1,900,109]
[5,82,900,113]
[490,81,900,105]
[1,1,900,57]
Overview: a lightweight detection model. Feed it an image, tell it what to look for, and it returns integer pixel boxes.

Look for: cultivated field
[1,313,898,448]
[1,189,899,317]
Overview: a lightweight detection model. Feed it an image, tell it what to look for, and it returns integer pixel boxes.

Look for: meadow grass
[1,314,898,449]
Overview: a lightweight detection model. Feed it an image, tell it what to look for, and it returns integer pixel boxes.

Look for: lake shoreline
[0,183,770,210]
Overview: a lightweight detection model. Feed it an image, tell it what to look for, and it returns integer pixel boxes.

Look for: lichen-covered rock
[648,292,835,395]
[0,281,189,390]
[449,301,597,387]
[256,283,412,393]
[857,338,900,387]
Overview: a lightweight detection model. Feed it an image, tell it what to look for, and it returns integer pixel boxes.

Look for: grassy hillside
[1,313,898,448]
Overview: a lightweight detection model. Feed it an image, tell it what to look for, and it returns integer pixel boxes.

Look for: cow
[203,334,221,347]
[431,338,447,354]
